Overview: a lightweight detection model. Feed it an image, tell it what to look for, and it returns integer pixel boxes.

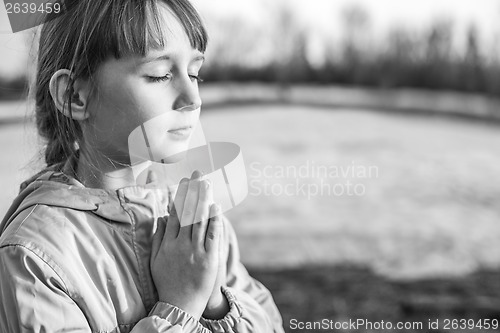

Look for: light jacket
[0,157,285,333]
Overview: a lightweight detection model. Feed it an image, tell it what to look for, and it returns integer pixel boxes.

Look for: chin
[151,141,191,164]
[127,123,197,165]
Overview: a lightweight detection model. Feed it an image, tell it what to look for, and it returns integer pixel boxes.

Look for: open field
[250,266,500,333]
[200,104,500,279]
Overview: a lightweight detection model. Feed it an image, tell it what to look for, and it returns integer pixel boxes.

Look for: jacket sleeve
[0,245,211,333]
[198,218,285,333]
[0,245,91,333]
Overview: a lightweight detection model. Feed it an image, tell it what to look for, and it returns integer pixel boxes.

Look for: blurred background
[1,0,500,331]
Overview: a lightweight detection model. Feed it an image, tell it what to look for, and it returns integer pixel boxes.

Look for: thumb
[151,217,167,260]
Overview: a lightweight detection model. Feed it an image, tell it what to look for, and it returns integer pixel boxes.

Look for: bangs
[106,0,208,58]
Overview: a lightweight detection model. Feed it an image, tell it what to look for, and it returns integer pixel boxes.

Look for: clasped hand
[150,170,229,321]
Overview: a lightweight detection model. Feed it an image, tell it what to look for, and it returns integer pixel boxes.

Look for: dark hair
[34,0,208,167]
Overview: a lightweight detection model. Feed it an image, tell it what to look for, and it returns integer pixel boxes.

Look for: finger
[218,217,228,281]
[178,170,203,224]
[151,217,167,259]
[205,204,222,253]
[167,190,174,215]
[178,176,201,237]
[165,204,180,240]
[192,179,213,244]
[173,170,202,220]
[146,169,158,184]
[191,170,203,180]
[219,215,227,261]
[173,177,190,219]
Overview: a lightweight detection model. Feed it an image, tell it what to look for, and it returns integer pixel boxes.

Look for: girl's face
[84,3,204,165]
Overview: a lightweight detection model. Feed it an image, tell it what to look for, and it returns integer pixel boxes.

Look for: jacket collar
[1,153,170,234]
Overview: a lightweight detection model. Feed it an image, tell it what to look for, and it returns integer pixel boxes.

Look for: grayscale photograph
[0,0,499,332]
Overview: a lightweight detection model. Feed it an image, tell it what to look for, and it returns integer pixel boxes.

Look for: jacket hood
[0,155,170,235]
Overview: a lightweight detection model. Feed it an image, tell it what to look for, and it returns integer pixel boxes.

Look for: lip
[167,126,193,138]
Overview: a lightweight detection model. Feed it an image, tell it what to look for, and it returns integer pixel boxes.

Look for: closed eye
[189,75,204,83]
[146,74,203,83]
[146,74,172,83]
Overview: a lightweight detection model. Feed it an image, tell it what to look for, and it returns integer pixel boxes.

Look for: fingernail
[148,170,157,182]
[191,170,203,179]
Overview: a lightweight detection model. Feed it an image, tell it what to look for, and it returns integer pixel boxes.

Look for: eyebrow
[141,54,205,64]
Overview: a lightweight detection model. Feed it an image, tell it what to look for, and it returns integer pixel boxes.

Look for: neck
[76,149,151,190]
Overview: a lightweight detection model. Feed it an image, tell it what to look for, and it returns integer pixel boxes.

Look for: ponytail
[36,105,80,167]
[33,5,83,167]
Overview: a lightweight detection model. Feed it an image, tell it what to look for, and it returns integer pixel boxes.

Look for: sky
[191,0,500,37]
[1,0,499,78]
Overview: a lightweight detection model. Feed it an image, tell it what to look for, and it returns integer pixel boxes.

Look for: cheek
[104,80,178,121]
[131,81,181,116]
[96,78,138,117]
[91,79,158,138]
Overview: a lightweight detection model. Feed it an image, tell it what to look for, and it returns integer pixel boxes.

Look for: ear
[49,69,91,121]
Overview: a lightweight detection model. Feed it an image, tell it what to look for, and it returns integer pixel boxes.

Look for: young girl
[0,1,285,332]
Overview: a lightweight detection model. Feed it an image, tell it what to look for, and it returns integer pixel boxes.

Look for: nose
[172,77,202,112]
